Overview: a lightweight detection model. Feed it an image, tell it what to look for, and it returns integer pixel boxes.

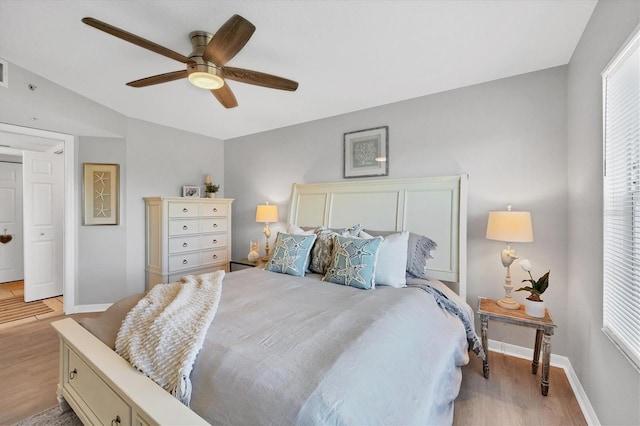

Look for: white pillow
[360,230,409,288]
[287,224,316,235]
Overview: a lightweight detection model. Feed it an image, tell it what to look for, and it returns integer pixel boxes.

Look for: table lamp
[486,205,533,309]
[256,202,279,261]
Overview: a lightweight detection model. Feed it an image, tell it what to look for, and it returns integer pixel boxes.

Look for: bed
[52,174,480,425]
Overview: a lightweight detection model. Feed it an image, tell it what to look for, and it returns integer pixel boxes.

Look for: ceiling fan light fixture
[188,71,224,90]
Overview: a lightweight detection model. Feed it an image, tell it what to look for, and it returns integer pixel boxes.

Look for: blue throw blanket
[407,282,486,360]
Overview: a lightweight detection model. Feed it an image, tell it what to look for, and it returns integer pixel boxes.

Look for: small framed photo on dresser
[344,126,389,178]
[182,185,201,198]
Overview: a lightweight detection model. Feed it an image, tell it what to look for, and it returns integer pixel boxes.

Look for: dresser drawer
[199,202,228,217]
[169,219,199,236]
[168,252,201,272]
[168,235,200,254]
[168,264,228,283]
[200,218,228,233]
[199,234,228,249]
[67,348,131,426]
[200,247,228,265]
[168,202,200,218]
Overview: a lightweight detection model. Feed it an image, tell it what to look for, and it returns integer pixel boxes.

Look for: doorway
[0,123,76,313]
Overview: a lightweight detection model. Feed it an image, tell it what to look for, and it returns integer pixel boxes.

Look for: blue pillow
[264,232,317,277]
[323,235,382,290]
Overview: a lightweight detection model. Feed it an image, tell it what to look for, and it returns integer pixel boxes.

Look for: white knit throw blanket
[115,271,224,406]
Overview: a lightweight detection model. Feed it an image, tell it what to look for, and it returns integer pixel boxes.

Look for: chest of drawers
[144,197,233,290]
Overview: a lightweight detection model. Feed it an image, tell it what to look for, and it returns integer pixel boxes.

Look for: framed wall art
[344,126,389,178]
[182,185,201,198]
[83,163,119,225]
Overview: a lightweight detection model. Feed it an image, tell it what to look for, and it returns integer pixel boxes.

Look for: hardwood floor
[455,352,587,425]
[0,281,64,330]
[0,313,98,425]
[1,312,587,426]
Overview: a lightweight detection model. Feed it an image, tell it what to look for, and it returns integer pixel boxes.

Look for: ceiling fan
[81,15,298,109]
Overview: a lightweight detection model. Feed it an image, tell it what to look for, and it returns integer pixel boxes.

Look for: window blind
[602,28,640,370]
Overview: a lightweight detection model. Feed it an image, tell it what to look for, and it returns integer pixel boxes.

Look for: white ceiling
[0,0,597,141]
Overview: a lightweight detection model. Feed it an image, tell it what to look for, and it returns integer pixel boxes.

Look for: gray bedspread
[80,268,476,425]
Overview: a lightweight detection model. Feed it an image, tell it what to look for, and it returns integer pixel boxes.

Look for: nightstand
[477,297,557,396]
[230,258,265,272]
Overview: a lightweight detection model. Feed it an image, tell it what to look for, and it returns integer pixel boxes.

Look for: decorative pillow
[323,235,382,290]
[406,232,437,279]
[264,232,317,277]
[360,230,409,288]
[286,224,316,235]
[287,224,317,270]
[364,229,437,279]
[309,224,362,274]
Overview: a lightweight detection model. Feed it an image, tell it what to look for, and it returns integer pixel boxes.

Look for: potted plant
[516,259,550,318]
[204,183,220,198]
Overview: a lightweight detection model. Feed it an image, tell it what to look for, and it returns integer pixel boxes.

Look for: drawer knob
[183,225,188,230]
[213,223,218,228]
[182,242,188,247]
[213,239,218,244]
[69,368,77,380]
[183,208,188,213]
[182,259,188,264]
[213,254,218,259]
[112,415,121,426]
[213,208,218,212]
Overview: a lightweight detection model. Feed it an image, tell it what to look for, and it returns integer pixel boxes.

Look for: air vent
[0,58,7,88]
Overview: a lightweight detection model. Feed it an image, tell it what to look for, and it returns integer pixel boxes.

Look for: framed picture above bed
[82,163,119,225]
[343,126,389,178]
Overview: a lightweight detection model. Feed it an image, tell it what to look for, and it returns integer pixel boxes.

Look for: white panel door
[0,162,24,283]
[23,151,63,302]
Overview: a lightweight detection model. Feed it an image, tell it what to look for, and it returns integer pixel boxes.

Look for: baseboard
[488,339,600,426]
[73,303,112,313]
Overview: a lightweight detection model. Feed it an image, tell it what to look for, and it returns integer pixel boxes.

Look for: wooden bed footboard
[52,318,209,426]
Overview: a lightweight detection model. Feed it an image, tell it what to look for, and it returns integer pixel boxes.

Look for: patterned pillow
[309,224,362,274]
[323,235,382,290]
[264,232,317,277]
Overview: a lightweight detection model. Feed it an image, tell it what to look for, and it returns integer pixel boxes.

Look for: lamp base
[497,297,520,310]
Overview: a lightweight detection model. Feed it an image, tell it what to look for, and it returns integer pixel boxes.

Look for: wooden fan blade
[223,67,298,91]
[203,14,256,66]
[212,83,238,109]
[82,17,194,64]
[126,70,188,87]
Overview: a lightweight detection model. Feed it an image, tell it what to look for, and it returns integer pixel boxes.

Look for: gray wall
[1,60,225,305]
[75,119,225,303]
[77,137,128,304]
[567,1,640,424]
[74,119,225,304]
[124,118,225,296]
[226,66,569,355]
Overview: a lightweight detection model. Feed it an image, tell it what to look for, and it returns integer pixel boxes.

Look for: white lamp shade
[486,211,533,243]
[256,204,279,223]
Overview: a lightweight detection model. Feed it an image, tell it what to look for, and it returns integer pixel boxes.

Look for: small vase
[247,241,260,262]
[206,192,216,198]
[524,299,546,318]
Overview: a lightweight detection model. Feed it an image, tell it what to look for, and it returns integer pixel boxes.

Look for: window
[602,27,640,370]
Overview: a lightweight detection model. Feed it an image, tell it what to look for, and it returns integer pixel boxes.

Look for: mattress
[80,267,475,425]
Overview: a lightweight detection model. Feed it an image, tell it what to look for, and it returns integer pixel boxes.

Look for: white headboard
[288,174,468,300]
